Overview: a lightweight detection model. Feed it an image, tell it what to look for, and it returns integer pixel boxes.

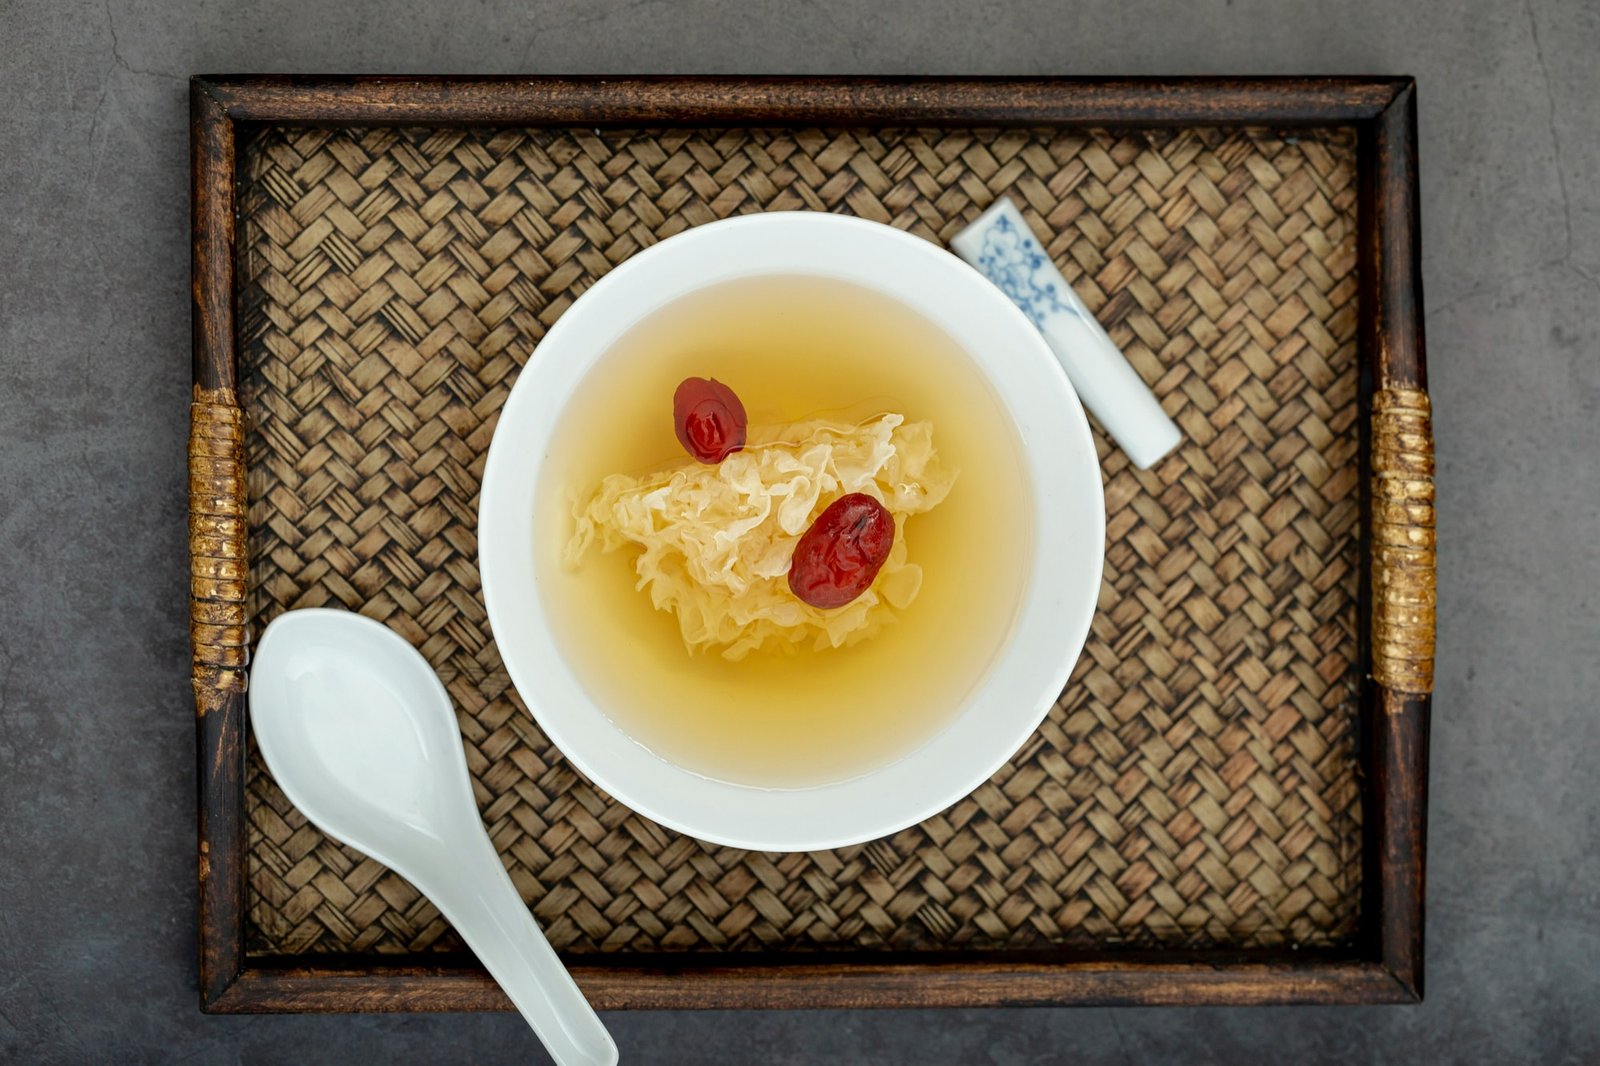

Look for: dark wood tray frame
[190,75,1432,1012]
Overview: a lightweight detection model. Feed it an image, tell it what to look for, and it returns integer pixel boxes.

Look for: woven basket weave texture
[239,124,1363,955]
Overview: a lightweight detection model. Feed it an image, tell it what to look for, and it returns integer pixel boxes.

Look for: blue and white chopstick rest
[951,198,1182,469]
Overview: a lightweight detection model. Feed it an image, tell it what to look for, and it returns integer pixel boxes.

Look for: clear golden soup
[534,275,1033,788]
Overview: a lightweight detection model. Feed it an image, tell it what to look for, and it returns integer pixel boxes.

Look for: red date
[673,376,747,464]
[787,493,896,609]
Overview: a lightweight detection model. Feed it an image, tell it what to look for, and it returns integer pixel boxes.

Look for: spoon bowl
[250,608,617,1066]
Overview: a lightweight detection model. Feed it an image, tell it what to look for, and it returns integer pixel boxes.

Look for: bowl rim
[479,211,1105,851]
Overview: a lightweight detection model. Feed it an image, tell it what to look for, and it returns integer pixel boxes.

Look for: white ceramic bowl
[479,213,1104,851]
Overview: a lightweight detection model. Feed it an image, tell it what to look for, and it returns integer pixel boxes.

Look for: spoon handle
[420,827,618,1066]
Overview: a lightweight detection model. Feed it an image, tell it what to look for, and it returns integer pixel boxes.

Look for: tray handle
[190,385,249,708]
[1370,387,1435,694]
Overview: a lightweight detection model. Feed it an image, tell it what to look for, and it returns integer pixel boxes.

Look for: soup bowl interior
[479,212,1104,851]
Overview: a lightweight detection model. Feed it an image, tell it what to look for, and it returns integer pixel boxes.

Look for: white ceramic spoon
[249,608,618,1066]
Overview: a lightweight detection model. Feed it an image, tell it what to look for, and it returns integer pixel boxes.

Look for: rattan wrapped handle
[1371,387,1435,694]
[190,385,250,707]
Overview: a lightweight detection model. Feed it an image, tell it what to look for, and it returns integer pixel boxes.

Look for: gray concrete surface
[2,0,1596,1061]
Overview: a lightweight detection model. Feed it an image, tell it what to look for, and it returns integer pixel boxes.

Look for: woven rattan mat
[239,125,1362,956]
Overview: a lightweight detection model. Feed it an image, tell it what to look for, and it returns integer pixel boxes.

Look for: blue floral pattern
[974,213,1076,328]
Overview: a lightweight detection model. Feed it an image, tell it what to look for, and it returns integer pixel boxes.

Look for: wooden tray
[189,76,1433,1011]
